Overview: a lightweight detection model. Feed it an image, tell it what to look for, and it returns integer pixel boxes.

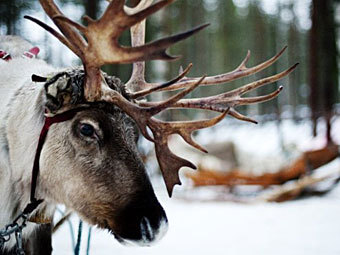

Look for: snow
[53,118,340,255]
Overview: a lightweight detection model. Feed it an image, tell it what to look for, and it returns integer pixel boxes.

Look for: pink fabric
[23,46,40,59]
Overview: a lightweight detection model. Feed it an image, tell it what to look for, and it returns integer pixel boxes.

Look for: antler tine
[125,0,194,96]
[24,15,80,56]
[147,76,206,117]
[237,86,283,105]
[134,46,288,93]
[228,108,258,124]
[138,63,298,120]
[149,111,228,196]
[130,63,193,99]
[100,0,173,32]
[220,87,282,124]
[38,0,87,56]
[125,0,151,93]
[222,62,298,97]
[118,23,210,63]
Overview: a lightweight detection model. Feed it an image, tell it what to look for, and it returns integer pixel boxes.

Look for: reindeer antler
[26,0,298,196]
[25,0,207,100]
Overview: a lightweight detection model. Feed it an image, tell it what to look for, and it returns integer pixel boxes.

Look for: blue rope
[74,220,83,255]
[56,208,75,249]
[55,209,91,254]
[86,227,92,255]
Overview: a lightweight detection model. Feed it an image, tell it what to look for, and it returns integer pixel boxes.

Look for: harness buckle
[15,229,25,255]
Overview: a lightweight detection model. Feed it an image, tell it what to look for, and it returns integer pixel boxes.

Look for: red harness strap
[0,50,12,61]
[24,108,82,215]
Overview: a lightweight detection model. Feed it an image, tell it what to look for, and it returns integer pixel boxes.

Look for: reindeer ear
[44,69,85,114]
[44,72,85,113]
[44,73,71,113]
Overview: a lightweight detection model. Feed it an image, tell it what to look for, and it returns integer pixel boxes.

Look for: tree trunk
[84,0,99,20]
[318,0,338,144]
[309,0,319,137]
[288,3,299,121]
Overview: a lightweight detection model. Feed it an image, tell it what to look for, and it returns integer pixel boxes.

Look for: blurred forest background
[0,0,339,142]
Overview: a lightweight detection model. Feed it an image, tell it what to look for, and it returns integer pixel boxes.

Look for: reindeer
[0,0,297,253]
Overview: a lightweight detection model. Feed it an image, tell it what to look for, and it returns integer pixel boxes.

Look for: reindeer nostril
[114,214,168,246]
[140,217,154,242]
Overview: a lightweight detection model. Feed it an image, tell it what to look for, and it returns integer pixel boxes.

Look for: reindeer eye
[80,124,95,137]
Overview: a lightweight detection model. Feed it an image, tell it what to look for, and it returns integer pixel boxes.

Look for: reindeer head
[25,0,297,246]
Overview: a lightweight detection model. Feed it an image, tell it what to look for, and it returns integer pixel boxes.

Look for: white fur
[0,37,58,250]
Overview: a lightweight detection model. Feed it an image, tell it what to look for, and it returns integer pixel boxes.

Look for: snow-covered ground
[54,176,340,255]
[53,117,340,255]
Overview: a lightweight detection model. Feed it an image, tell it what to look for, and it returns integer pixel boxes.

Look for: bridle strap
[24,108,83,215]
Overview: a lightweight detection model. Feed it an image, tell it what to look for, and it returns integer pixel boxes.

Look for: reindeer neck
[0,58,57,249]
